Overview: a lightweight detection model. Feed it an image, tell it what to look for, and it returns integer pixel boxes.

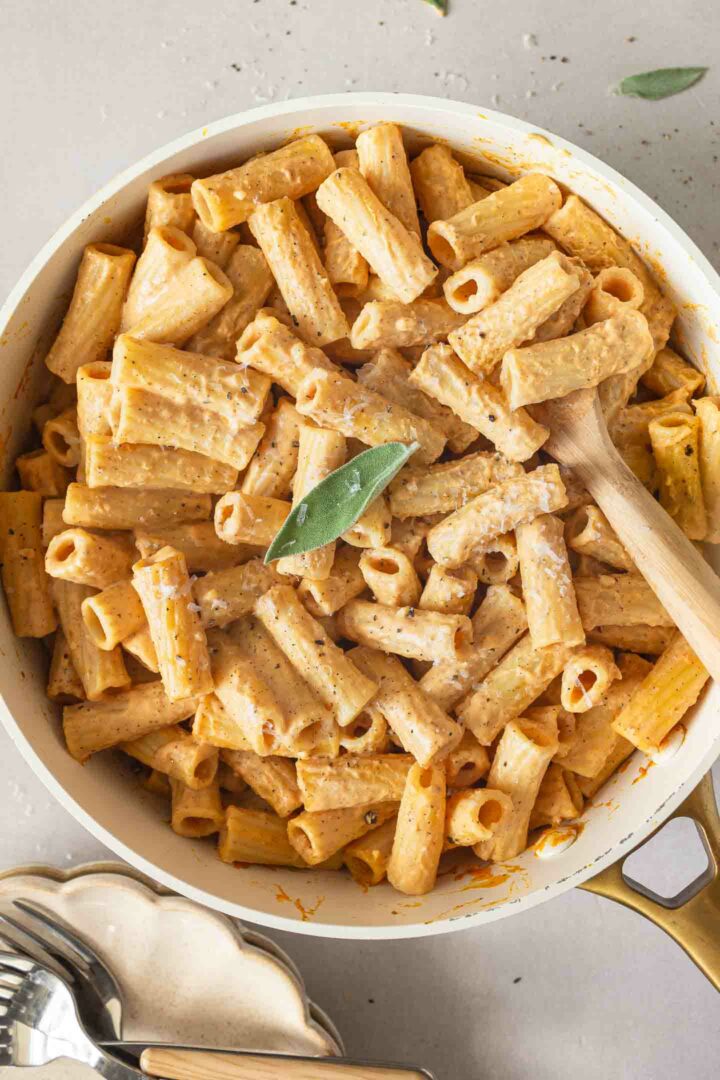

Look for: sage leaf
[617,67,707,101]
[423,0,448,13]
[265,441,419,563]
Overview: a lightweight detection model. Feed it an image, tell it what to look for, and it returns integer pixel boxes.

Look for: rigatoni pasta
[2,119,714,898]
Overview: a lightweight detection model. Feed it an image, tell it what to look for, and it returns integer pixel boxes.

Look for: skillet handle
[579,770,720,990]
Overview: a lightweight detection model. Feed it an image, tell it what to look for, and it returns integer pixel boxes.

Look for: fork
[0,953,142,1078]
[0,897,123,1040]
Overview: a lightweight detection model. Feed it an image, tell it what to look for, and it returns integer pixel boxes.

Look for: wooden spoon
[535,387,720,681]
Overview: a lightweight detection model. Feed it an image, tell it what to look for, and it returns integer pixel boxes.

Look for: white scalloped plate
[0,863,341,1078]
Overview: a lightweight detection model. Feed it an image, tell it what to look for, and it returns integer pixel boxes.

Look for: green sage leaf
[265,441,419,563]
[423,0,448,13]
[617,67,707,100]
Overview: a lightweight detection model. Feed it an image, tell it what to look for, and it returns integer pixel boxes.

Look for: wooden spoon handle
[574,446,720,680]
[140,1047,431,1080]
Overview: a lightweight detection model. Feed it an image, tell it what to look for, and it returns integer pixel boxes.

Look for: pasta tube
[84,436,238,494]
[235,310,337,397]
[357,347,476,454]
[63,679,200,761]
[501,309,653,409]
[16,450,72,496]
[76,361,113,443]
[419,583,527,712]
[186,245,274,359]
[315,167,437,303]
[0,491,57,637]
[387,764,446,895]
[113,388,264,472]
[45,243,136,382]
[295,368,446,465]
[543,194,675,353]
[81,580,146,650]
[561,644,621,713]
[448,251,584,376]
[343,819,397,887]
[612,633,709,752]
[475,716,558,861]
[443,236,556,314]
[43,408,81,468]
[408,344,548,462]
[121,225,196,330]
[191,217,241,268]
[121,256,233,345]
[255,584,378,727]
[131,545,213,701]
[297,545,366,617]
[573,574,674,629]
[112,334,270,425]
[144,173,195,240]
[528,764,584,830]
[409,144,474,224]
[339,706,390,755]
[583,266,645,326]
[277,423,346,580]
[170,778,224,838]
[649,412,707,540]
[47,630,84,704]
[695,396,720,543]
[288,802,398,865]
[135,522,257,573]
[45,527,135,588]
[53,579,129,701]
[565,505,633,571]
[349,646,462,767]
[63,483,211,530]
[214,492,290,546]
[427,464,567,568]
[121,725,218,790]
[241,399,301,500]
[337,600,472,662]
[642,347,705,399]
[192,692,252,752]
[427,173,562,270]
[357,122,420,236]
[191,134,335,231]
[458,634,574,745]
[249,197,349,345]
[419,565,478,616]
[341,494,392,550]
[221,750,302,817]
[191,559,277,629]
[588,624,674,654]
[466,532,519,585]
[350,299,466,350]
[297,753,413,811]
[445,788,513,847]
[445,730,490,788]
[515,513,585,648]
[359,546,422,608]
[218,807,307,867]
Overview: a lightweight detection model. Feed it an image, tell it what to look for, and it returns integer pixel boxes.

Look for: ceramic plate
[0,863,341,1078]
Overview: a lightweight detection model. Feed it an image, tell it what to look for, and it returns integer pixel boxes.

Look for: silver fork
[0,953,142,1078]
[0,898,123,1039]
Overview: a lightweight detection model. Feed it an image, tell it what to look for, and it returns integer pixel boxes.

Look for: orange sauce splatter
[632,761,656,785]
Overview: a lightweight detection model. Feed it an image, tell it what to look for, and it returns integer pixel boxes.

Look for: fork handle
[141,1047,430,1079]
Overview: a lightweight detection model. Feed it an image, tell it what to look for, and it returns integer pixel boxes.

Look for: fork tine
[0,911,85,979]
[0,953,32,973]
[0,974,21,989]
[12,900,98,970]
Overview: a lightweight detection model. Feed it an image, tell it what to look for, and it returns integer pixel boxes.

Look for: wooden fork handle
[573,444,720,681]
[140,1047,431,1080]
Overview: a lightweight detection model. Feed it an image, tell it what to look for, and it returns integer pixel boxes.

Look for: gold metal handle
[580,770,720,990]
